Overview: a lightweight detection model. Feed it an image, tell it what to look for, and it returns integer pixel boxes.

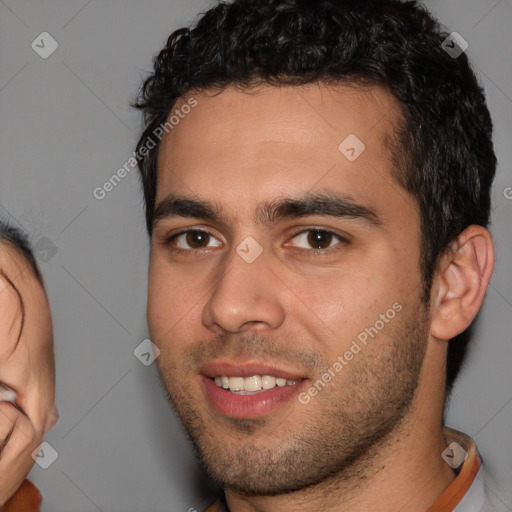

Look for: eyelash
[163,228,348,255]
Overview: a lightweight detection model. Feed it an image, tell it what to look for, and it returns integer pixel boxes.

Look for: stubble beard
[157,300,430,496]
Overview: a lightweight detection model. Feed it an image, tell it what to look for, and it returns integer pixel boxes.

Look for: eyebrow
[153,191,383,230]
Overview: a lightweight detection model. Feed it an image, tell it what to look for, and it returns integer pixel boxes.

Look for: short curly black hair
[133,0,496,398]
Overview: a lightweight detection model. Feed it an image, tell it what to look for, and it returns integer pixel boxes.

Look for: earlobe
[430,225,495,341]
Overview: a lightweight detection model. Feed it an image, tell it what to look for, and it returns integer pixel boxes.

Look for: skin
[148,83,494,512]
[0,242,57,504]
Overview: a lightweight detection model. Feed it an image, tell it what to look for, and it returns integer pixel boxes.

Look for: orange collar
[2,479,42,512]
[426,425,481,512]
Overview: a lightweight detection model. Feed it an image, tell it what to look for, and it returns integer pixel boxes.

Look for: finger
[0,403,38,505]
[0,382,29,424]
[0,402,18,452]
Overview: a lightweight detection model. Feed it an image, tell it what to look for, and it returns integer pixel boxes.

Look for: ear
[430,225,495,340]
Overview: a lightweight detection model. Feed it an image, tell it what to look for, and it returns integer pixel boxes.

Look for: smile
[213,375,298,394]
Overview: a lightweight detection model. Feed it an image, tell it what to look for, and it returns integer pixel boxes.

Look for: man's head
[134,0,495,497]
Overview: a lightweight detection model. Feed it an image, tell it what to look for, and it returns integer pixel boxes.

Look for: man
[0,222,58,510]
[134,0,507,510]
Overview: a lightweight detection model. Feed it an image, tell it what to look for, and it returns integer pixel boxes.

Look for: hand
[0,243,57,504]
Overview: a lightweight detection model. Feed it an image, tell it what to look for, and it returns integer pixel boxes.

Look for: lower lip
[202,376,304,419]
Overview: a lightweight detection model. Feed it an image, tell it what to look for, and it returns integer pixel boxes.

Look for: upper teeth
[214,375,297,393]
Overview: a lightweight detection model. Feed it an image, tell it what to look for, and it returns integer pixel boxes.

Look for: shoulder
[472,464,511,512]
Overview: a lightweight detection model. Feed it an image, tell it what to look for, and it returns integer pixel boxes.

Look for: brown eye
[289,229,344,251]
[185,230,210,249]
[306,230,334,249]
[167,229,222,251]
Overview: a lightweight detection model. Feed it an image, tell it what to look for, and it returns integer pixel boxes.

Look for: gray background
[0,1,511,511]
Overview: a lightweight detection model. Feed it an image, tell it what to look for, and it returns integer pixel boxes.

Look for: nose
[201,244,285,334]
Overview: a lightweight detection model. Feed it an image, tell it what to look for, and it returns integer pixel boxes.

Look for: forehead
[156,82,408,222]
[0,242,47,308]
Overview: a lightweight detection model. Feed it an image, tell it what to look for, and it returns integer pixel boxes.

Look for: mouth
[200,361,307,419]
[213,375,298,394]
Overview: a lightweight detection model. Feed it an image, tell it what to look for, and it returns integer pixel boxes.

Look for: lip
[200,360,306,381]
[200,360,308,419]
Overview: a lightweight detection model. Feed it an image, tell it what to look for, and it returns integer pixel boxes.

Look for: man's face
[148,84,430,494]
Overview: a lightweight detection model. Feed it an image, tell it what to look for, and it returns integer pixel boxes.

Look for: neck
[225,417,455,512]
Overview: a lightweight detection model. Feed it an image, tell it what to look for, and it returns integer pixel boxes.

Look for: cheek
[147,256,173,337]
[147,277,183,364]
[147,255,204,340]
[295,269,373,324]
[148,274,174,340]
[293,266,405,354]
